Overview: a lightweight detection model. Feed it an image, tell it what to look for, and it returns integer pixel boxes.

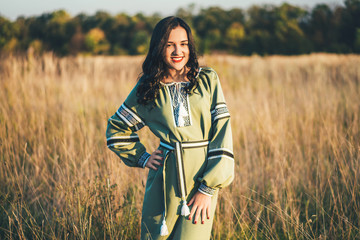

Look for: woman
[106,16,234,239]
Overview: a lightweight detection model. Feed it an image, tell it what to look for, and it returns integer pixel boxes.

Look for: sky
[0,0,344,21]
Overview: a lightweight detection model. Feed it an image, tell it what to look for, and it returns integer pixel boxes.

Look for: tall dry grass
[0,53,359,239]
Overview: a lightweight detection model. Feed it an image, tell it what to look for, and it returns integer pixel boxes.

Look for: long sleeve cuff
[198,182,216,197]
[137,152,151,168]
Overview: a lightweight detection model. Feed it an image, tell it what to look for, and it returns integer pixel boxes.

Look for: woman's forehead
[168,27,188,41]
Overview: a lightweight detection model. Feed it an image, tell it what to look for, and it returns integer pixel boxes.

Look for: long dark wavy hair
[136,16,199,105]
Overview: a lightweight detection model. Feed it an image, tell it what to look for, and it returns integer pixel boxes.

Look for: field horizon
[0,53,359,239]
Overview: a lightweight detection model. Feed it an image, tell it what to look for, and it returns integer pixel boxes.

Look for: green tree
[28,39,44,55]
[225,22,245,53]
[273,3,310,54]
[242,4,310,55]
[176,3,196,25]
[84,28,110,54]
[193,7,230,52]
[228,8,245,25]
[307,4,334,51]
[27,14,49,46]
[109,13,131,55]
[243,5,277,55]
[130,30,150,55]
[44,10,73,55]
[1,1,359,56]
[68,26,85,55]
[354,28,360,52]
[0,16,20,53]
[340,0,360,51]
[14,17,30,51]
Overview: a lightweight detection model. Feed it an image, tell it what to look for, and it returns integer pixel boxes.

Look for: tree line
[0,0,359,56]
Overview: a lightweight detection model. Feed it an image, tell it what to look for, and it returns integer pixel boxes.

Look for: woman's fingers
[151,152,163,166]
[151,159,162,166]
[145,149,164,170]
[201,207,206,224]
[188,196,196,220]
[153,155,163,160]
[189,204,197,221]
[146,161,158,170]
[194,206,201,224]
[206,205,210,220]
[187,191,212,224]
[187,196,194,206]
[153,149,163,154]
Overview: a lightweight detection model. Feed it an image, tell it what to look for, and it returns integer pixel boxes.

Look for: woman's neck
[163,68,189,83]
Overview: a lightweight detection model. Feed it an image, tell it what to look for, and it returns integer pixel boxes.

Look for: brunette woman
[106,16,234,239]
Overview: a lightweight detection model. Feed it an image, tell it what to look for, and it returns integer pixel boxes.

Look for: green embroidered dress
[106,67,234,239]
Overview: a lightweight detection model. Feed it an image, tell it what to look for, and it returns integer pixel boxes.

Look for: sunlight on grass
[0,53,359,239]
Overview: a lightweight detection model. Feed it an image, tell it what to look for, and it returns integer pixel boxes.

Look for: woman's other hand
[145,149,163,170]
[187,191,211,224]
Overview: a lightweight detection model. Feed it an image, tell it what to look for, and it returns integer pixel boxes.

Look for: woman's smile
[171,56,184,63]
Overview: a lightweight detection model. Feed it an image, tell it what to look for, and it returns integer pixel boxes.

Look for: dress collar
[160,68,203,86]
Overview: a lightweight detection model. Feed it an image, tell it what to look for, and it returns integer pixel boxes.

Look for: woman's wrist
[198,182,215,197]
[138,152,151,168]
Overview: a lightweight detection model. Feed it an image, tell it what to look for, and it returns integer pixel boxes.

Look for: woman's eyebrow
[167,40,189,43]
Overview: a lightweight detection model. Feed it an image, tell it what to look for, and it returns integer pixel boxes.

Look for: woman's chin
[168,64,187,72]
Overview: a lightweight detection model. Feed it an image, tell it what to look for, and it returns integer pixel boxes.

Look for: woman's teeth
[172,57,183,62]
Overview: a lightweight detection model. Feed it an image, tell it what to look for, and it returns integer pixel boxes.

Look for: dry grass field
[0,53,359,239]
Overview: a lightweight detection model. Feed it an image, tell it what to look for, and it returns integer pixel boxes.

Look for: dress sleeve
[197,68,235,196]
[106,83,151,168]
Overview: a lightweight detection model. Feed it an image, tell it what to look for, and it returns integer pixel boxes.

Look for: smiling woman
[106,16,234,240]
[136,17,199,105]
[164,26,190,73]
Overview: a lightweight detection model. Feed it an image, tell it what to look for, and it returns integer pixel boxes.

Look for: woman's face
[164,26,190,72]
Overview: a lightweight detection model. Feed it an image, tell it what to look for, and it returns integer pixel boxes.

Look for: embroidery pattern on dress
[166,83,192,127]
[198,182,216,196]
[106,135,140,147]
[208,148,234,161]
[137,152,151,168]
[116,103,145,131]
[211,102,230,122]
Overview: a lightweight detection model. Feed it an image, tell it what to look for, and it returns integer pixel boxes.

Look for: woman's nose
[173,45,181,55]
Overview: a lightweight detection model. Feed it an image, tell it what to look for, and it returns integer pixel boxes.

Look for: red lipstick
[171,57,184,63]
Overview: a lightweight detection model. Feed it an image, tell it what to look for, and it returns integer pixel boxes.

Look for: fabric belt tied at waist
[159,139,209,236]
[160,140,210,151]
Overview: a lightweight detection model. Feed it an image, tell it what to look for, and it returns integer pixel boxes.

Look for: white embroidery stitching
[166,83,192,127]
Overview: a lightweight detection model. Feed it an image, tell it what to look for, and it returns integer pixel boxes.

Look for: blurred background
[0,0,359,56]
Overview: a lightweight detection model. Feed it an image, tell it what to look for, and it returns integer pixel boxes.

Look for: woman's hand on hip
[187,191,211,224]
[145,149,163,170]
